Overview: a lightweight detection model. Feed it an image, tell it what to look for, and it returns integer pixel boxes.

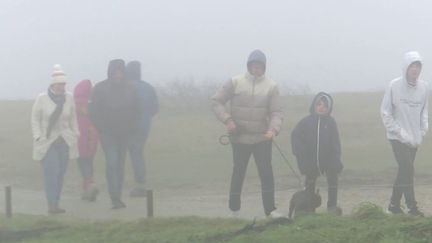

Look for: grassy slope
[1,204,432,243]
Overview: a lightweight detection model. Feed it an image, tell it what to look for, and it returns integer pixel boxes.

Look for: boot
[48,204,66,214]
[130,184,147,198]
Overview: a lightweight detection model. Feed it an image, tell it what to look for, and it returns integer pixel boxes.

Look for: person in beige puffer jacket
[212,50,283,218]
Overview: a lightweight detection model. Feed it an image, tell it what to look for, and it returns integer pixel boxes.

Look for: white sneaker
[269,210,284,219]
[229,210,240,218]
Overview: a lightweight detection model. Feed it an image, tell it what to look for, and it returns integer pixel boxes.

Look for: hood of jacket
[247,49,266,77]
[309,92,334,115]
[126,61,142,81]
[74,79,92,103]
[107,59,126,82]
[402,51,422,86]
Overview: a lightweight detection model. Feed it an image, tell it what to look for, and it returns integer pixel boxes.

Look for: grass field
[1,92,432,189]
[1,93,432,242]
[1,204,432,242]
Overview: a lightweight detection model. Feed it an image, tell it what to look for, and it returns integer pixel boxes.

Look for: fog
[2,0,432,99]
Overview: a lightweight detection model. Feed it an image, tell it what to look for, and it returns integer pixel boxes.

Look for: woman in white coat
[31,64,79,214]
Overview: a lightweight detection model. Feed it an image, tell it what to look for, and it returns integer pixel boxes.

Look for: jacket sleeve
[291,119,306,157]
[89,86,102,131]
[31,95,42,140]
[69,98,80,137]
[291,119,308,175]
[149,86,159,117]
[211,79,235,124]
[133,88,143,122]
[330,117,341,160]
[268,85,283,135]
[380,83,401,135]
[421,87,429,136]
[290,121,302,156]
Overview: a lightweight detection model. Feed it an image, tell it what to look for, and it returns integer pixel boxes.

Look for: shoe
[111,200,126,210]
[388,204,404,215]
[88,186,99,202]
[81,189,93,201]
[327,206,343,216]
[268,210,284,219]
[408,207,424,217]
[130,187,147,198]
[229,210,240,218]
[48,207,66,214]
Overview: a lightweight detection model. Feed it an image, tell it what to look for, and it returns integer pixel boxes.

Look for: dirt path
[2,178,432,221]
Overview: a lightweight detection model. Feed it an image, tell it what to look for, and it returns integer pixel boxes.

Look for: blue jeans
[128,123,150,185]
[99,133,128,202]
[41,138,69,206]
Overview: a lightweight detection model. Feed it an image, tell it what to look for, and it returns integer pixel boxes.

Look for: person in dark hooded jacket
[291,92,343,213]
[89,59,141,209]
[126,61,159,197]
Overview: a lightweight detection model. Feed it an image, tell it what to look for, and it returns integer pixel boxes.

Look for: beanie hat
[51,64,67,85]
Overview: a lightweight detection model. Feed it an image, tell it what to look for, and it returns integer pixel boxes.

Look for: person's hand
[264,130,275,140]
[398,129,416,147]
[226,120,237,134]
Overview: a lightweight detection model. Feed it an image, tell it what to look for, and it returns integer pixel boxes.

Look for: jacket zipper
[250,77,256,123]
[316,117,321,168]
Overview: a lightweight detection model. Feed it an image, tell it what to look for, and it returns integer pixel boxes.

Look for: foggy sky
[1,0,432,99]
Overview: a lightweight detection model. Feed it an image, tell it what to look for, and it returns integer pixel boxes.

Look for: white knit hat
[51,64,67,85]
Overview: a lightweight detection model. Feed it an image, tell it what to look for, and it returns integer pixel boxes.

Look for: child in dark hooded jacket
[291,92,343,213]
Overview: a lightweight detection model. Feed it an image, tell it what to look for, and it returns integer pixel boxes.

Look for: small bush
[351,202,387,220]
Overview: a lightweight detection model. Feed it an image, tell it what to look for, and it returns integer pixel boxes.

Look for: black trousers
[229,140,276,215]
[305,169,338,208]
[389,140,418,209]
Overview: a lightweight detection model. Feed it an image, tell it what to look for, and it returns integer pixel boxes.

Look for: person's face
[315,100,329,115]
[249,62,265,77]
[113,70,125,82]
[406,62,422,84]
[51,83,66,95]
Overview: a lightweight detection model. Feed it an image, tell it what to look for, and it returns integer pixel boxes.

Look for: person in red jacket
[74,79,99,201]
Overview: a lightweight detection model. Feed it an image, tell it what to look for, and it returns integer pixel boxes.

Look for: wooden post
[147,189,153,218]
[5,186,12,218]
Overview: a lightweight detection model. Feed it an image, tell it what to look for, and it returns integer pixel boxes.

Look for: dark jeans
[127,124,150,185]
[41,138,69,206]
[389,140,418,209]
[99,133,128,203]
[229,140,276,216]
[305,170,338,208]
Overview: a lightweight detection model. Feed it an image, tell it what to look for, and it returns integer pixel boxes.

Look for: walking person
[74,79,99,201]
[126,61,159,197]
[381,51,429,216]
[212,50,283,218]
[291,92,343,214]
[89,59,142,209]
[31,64,80,214]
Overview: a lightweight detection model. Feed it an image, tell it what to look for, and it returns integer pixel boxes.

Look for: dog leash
[219,134,303,188]
[272,140,303,188]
